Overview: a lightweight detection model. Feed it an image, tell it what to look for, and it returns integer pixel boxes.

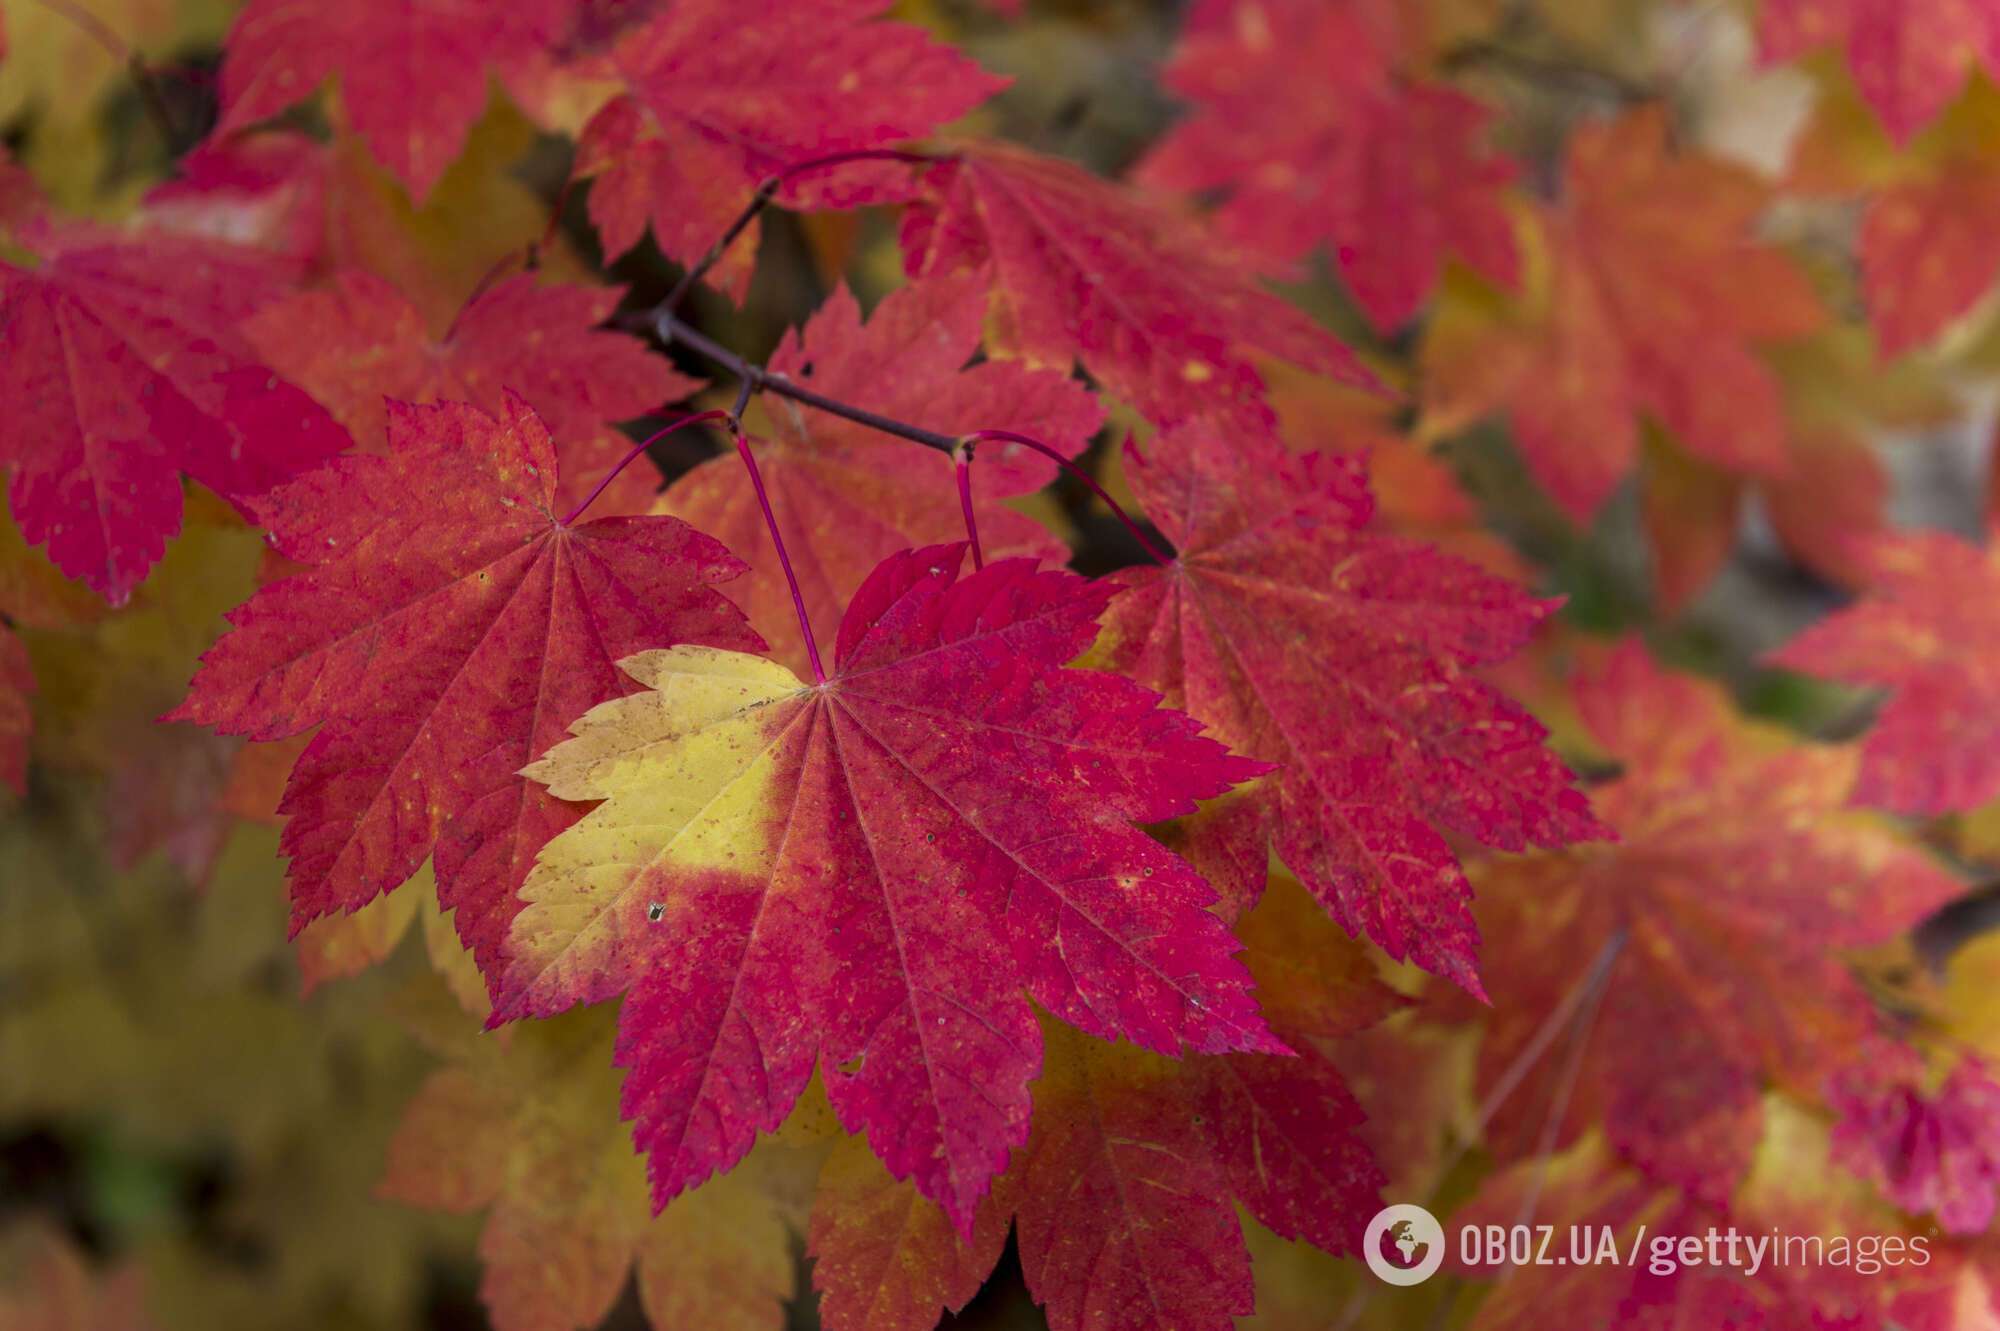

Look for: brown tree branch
[649,310,960,454]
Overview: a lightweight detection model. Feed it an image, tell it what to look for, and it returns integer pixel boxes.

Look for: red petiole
[953,442,985,570]
[731,421,827,684]
[560,410,733,526]
[959,430,1173,567]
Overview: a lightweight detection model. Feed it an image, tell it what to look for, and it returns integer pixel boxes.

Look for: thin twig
[722,372,830,678]
[962,430,1172,566]
[531,174,579,268]
[625,149,1184,608]
[1471,929,1626,1137]
[732,418,826,684]
[652,311,959,454]
[560,410,732,526]
[729,373,756,421]
[1505,927,1624,1243]
[661,148,945,312]
[643,317,1156,567]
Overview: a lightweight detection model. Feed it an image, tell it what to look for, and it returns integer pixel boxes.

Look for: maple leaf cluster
[8,0,2000,1329]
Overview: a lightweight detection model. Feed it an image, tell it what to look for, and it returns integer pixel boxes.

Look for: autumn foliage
[11,1,2000,1330]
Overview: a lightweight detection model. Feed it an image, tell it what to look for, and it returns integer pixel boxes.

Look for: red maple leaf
[0,218,350,602]
[1859,156,2000,357]
[1004,1028,1270,1331]
[1096,426,1604,995]
[808,1135,1010,1331]
[1466,643,1960,1201]
[1758,0,2000,146]
[503,544,1278,1235]
[243,268,700,448]
[569,0,1005,295]
[1768,528,2000,815]
[1138,0,1517,334]
[659,274,1102,672]
[995,882,1392,1331]
[1422,107,1825,521]
[1830,1045,2000,1235]
[1640,421,1892,613]
[1788,94,2000,356]
[168,394,759,980]
[1266,365,1533,582]
[900,140,1376,428]
[803,877,1395,1331]
[214,0,570,202]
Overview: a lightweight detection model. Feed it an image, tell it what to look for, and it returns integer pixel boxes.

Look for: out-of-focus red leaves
[215,0,574,201]
[1770,528,2000,815]
[1467,643,1960,1201]
[1830,1045,2000,1235]
[1139,0,1517,334]
[0,219,349,602]
[1424,107,1824,523]
[1758,0,2000,145]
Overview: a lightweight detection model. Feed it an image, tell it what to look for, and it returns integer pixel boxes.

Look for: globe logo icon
[1363,1204,1446,1286]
